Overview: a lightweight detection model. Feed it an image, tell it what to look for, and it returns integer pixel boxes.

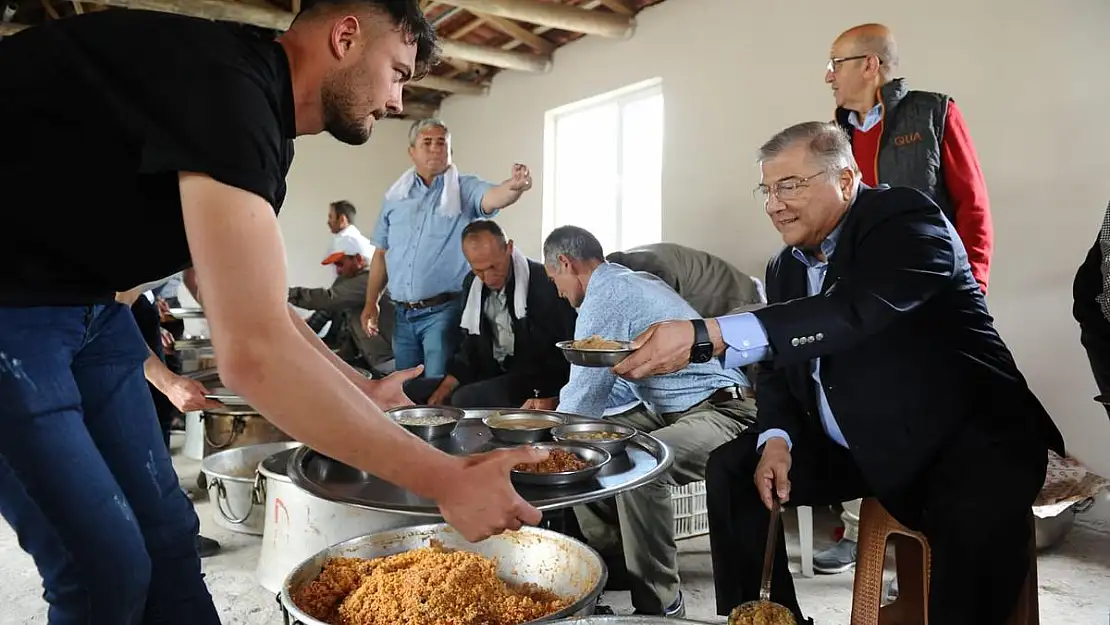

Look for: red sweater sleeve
[940,100,993,294]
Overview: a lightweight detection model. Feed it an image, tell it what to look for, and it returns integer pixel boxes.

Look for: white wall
[427,0,1110,485]
[278,120,414,289]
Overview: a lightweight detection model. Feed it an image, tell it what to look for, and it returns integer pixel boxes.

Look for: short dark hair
[461,219,507,246]
[296,0,440,80]
[330,200,357,221]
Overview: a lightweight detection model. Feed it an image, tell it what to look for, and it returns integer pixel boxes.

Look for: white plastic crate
[671,480,709,539]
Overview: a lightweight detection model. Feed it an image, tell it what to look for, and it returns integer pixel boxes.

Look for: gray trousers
[574,395,756,613]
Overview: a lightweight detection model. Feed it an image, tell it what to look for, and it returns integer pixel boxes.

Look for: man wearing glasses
[614,121,1062,625]
[821,22,994,576]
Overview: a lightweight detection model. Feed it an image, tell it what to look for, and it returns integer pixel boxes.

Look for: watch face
[691,343,713,364]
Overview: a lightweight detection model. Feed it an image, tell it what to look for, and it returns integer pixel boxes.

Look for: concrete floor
[2,434,1109,624]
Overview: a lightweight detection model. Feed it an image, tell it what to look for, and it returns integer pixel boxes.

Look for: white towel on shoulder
[460,247,531,335]
[383,164,462,218]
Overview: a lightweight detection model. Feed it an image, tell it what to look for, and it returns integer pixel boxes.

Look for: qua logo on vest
[893,131,924,147]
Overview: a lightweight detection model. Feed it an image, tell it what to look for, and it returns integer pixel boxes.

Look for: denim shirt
[371,172,495,303]
[558,263,749,417]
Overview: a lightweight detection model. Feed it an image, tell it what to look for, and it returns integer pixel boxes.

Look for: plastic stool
[849,497,1038,625]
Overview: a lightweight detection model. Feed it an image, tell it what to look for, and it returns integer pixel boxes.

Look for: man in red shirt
[815,22,994,576]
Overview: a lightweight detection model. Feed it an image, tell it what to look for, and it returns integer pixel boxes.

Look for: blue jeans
[392,298,463,378]
[0,304,219,625]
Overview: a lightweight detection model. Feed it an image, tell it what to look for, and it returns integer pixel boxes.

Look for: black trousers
[1079,327,1110,419]
[706,418,1047,625]
[403,373,529,408]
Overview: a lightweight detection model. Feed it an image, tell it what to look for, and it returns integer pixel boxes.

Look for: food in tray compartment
[393,413,457,427]
[292,545,570,625]
[495,418,559,430]
[569,335,624,350]
[728,600,797,625]
[514,448,591,474]
[561,430,627,442]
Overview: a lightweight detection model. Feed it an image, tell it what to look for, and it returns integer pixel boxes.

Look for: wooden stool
[849,498,1039,625]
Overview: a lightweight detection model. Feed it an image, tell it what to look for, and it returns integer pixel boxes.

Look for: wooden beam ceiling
[412,73,487,96]
[439,39,550,73]
[2,0,650,108]
[436,0,634,38]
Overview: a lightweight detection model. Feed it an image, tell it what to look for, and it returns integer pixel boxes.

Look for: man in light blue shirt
[359,119,533,377]
[543,225,758,618]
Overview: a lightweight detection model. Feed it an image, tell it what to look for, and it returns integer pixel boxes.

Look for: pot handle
[204,415,246,450]
[254,472,267,505]
[276,593,305,625]
[211,477,254,525]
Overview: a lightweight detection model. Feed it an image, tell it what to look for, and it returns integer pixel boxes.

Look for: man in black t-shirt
[0,2,546,623]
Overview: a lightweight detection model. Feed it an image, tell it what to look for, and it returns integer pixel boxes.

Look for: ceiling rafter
[1,0,665,117]
[435,0,633,39]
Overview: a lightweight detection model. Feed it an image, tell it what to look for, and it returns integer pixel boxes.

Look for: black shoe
[633,591,685,618]
[813,538,857,574]
[197,535,221,558]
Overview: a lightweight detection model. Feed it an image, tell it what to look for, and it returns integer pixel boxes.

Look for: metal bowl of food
[557,338,637,368]
[483,411,566,444]
[511,442,611,487]
[388,406,465,440]
[559,618,711,624]
[551,421,638,456]
[279,523,608,625]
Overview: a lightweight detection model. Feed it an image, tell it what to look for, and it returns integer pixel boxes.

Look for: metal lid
[168,307,206,319]
[258,447,301,482]
[174,336,212,349]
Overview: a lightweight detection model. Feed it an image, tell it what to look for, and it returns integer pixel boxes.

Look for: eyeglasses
[826,55,873,73]
[754,171,827,202]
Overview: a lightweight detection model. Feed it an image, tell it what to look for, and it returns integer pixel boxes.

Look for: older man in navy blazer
[614,121,1064,625]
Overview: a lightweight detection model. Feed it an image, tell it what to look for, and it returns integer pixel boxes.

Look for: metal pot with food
[254,445,427,594]
[280,523,608,625]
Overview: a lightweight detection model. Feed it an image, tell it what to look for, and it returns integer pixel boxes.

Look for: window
[542,79,664,255]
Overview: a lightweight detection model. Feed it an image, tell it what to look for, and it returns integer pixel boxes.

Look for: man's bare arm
[285,304,384,388]
[364,248,388,308]
[178,173,460,500]
[183,268,201,305]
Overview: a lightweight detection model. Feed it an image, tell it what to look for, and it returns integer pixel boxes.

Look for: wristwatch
[690,319,714,364]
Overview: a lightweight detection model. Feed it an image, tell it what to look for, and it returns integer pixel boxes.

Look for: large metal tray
[168,307,206,319]
[185,368,253,407]
[287,409,674,515]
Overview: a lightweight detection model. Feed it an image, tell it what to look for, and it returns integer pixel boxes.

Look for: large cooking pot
[255,446,427,593]
[558,619,711,624]
[279,523,608,625]
[202,405,294,457]
[201,441,300,535]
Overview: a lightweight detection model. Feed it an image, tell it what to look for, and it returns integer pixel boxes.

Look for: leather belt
[707,385,755,405]
[393,291,459,310]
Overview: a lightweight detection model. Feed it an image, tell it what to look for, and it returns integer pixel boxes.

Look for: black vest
[1073,238,1110,338]
[835,78,956,224]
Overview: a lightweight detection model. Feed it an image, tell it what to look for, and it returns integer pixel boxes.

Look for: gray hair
[408,118,451,146]
[758,121,860,174]
[543,225,605,267]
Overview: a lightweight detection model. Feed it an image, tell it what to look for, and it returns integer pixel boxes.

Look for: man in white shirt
[327,199,361,237]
